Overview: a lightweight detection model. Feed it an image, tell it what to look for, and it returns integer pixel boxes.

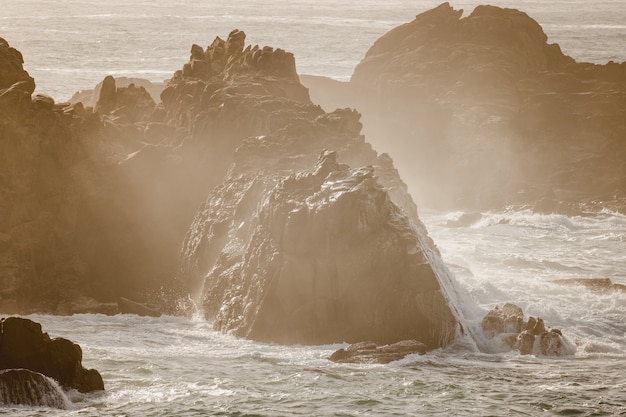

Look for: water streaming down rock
[0,369,71,409]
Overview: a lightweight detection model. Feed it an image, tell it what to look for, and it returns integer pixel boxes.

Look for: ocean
[1,1,626,415]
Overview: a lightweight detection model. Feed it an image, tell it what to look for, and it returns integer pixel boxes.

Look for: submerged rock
[0,369,70,409]
[0,317,104,392]
[552,278,626,293]
[481,303,575,356]
[329,340,427,364]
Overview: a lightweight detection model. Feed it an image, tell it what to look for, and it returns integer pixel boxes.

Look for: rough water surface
[1,1,625,415]
[6,309,624,416]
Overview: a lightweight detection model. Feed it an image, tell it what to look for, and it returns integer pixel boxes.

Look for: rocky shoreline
[2,2,615,363]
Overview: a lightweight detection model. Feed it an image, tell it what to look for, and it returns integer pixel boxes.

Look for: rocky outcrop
[329,340,427,364]
[176,107,459,346]
[69,76,164,108]
[481,303,575,356]
[0,369,70,409]
[1,30,460,350]
[302,3,626,214]
[0,31,317,314]
[0,317,104,392]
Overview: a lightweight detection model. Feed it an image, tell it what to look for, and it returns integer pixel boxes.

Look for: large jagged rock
[303,3,626,214]
[177,105,459,346]
[0,369,70,409]
[481,303,575,356]
[0,317,104,392]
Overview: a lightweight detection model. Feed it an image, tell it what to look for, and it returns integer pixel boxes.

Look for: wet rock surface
[0,369,70,409]
[329,340,427,364]
[0,317,104,392]
[481,303,575,356]
[303,2,626,214]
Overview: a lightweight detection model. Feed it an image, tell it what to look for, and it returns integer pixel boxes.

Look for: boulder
[481,304,575,356]
[0,317,104,392]
[329,340,427,364]
[0,369,70,409]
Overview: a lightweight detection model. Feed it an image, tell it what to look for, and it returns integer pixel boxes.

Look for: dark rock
[329,340,427,364]
[0,317,104,392]
[0,369,70,409]
[0,37,35,93]
[481,304,574,356]
[118,297,161,317]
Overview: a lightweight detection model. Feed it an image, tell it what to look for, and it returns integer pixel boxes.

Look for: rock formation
[0,317,104,392]
[0,31,315,313]
[0,369,70,409]
[481,303,575,356]
[178,145,458,346]
[302,3,626,214]
[1,31,460,350]
[329,340,427,364]
[168,32,459,347]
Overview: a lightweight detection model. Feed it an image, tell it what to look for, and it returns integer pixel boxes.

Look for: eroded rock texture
[303,3,626,214]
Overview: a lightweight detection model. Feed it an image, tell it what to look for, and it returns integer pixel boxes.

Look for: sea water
[1,1,625,415]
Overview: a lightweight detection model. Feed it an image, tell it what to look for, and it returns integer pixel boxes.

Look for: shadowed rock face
[303,2,626,214]
[0,317,104,392]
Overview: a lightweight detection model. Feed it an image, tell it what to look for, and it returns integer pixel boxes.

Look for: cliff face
[0,37,102,312]
[303,2,626,214]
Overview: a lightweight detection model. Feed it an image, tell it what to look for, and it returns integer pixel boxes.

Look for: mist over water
[2,0,626,100]
[2,0,626,415]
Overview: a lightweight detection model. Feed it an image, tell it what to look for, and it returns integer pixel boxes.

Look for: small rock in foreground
[329,340,427,364]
